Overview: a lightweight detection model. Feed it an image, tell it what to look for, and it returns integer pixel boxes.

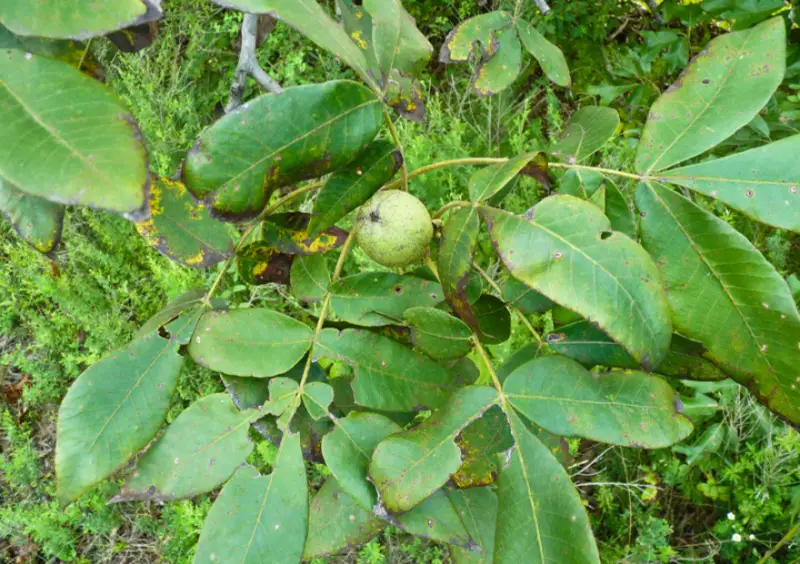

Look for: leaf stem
[471,335,505,399]
[292,229,357,419]
[550,162,644,181]
[472,263,544,347]
[757,521,800,564]
[203,181,324,305]
[384,158,506,191]
[432,200,475,219]
[383,109,409,191]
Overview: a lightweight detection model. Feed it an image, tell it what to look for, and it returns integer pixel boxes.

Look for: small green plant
[0,1,798,563]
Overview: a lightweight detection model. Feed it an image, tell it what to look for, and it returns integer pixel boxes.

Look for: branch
[643,0,664,26]
[532,0,551,16]
[226,13,282,114]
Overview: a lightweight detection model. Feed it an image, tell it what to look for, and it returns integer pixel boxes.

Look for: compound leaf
[291,254,330,303]
[193,433,307,564]
[635,17,785,173]
[189,308,313,378]
[438,206,481,332]
[495,409,599,563]
[56,333,182,502]
[322,412,401,510]
[505,356,694,448]
[516,19,570,87]
[469,153,548,202]
[473,30,522,97]
[330,273,444,327]
[483,196,672,368]
[112,394,256,502]
[449,487,498,564]
[658,134,800,233]
[315,328,460,412]
[636,182,800,423]
[308,141,402,237]
[0,52,149,219]
[0,0,161,40]
[370,386,498,513]
[135,177,233,268]
[304,477,384,560]
[550,107,619,163]
[404,306,473,360]
[0,176,63,254]
[183,81,382,220]
[439,11,512,64]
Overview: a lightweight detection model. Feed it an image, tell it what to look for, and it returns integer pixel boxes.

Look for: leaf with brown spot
[263,212,348,255]
[452,404,513,488]
[439,11,512,64]
[237,242,294,286]
[136,177,234,268]
[473,29,522,97]
[438,206,481,333]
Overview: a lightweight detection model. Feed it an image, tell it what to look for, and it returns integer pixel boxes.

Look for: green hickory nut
[355,190,434,268]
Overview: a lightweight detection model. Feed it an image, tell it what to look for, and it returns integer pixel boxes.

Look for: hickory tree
[0,1,798,562]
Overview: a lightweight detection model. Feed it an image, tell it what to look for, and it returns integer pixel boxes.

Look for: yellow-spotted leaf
[236,242,294,286]
[262,212,348,255]
[0,177,64,254]
[370,386,499,513]
[135,177,234,268]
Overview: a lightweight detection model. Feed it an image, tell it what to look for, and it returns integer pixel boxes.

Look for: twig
[757,521,800,564]
[532,0,551,16]
[643,0,664,27]
[226,13,282,114]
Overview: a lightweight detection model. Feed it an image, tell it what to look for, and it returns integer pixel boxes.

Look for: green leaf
[193,433,307,564]
[291,254,330,303]
[588,184,606,211]
[636,182,800,423]
[0,24,101,75]
[404,306,473,360]
[308,141,402,237]
[183,81,382,220]
[503,277,553,314]
[221,0,375,88]
[0,0,161,40]
[56,333,182,502]
[135,288,224,341]
[363,0,430,81]
[304,477,384,560]
[315,328,460,411]
[0,52,149,219]
[262,212,349,256]
[658,134,800,233]
[496,343,543,385]
[546,320,728,381]
[515,19,570,87]
[483,196,672,368]
[496,409,599,563]
[438,206,481,332]
[635,17,786,173]
[303,382,334,420]
[370,386,498,513]
[222,375,270,410]
[264,378,301,429]
[189,308,313,378]
[452,404,514,489]
[135,177,233,268]
[236,243,294,286]
[505,356,694,448]
[469,153,548,202]
[322,412,401,510]
[112,394,256,502]
[385,71,426,122]
[395,488,476,548]
[0,176,63,254]
[473,30,522,97]
[604,177,638,240]
[550,107,619,163]
[439,11,512,63]
[330,273,444,327]
[472,295,511,345]
[449,487,498,564]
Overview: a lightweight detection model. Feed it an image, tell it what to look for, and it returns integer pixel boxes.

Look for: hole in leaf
[600,230,612,240]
